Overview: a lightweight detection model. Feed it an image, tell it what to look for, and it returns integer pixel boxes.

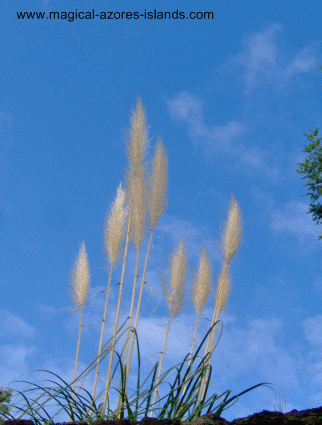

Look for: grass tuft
[1,95,287,425]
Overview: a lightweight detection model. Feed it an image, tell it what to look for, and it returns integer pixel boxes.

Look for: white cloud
[217,23,321,94]
[164,24,322,185]
[217,23,283,94]
[284,45,319,79]
[166,92,204,123]
[165,91,286,182]
[166,91,246,159]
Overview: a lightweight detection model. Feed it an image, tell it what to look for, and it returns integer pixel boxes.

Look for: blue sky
[1,0,322,422]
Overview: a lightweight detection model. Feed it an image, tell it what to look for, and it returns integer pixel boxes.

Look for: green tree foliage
[296,127,322,240]
[0,387,13,423]
[295,65,322,241]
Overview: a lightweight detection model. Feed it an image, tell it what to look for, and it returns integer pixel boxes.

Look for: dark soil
[2,406,322,425]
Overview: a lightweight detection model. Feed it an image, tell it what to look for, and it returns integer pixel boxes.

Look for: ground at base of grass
[2,407,322,425]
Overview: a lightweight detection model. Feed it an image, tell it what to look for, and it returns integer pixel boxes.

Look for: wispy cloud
[165,91,246,159]
[234,23,283,93]
[219,23,321,93]
[165,90,285,182]
[283,44,320,80]
[165,23,322,185]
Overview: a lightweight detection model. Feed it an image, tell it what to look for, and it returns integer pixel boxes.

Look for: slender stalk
[197,194,243,405]
[88,181,129,417]
[182,245,213,396]
[116,228,153,409]
[116,137,168,416]
[149,236,189,417]
[100,96,151,419]
[100,201,133,418]
[114,166,149,416]
[66,242,91,421]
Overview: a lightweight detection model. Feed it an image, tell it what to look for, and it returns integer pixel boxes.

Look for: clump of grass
[2,96,286,425]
